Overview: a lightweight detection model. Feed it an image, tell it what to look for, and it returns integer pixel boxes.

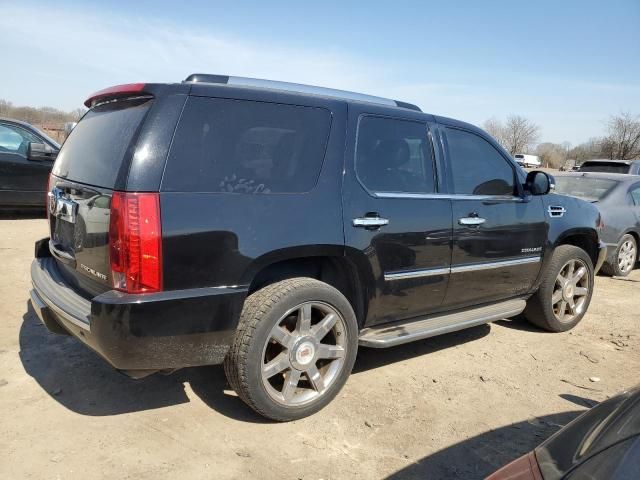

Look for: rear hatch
[48,97,152,296]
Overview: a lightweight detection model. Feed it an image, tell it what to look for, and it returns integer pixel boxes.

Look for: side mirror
[27,142,58,162]
[525,170,554,196]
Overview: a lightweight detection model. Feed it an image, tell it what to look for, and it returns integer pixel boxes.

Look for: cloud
[2,3,637,145]
[0,3,482,116]
[0,4,392,107]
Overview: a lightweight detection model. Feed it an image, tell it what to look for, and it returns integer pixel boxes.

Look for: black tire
[524,245,594,332]
[600,234,637,277]
[224,278,358,421]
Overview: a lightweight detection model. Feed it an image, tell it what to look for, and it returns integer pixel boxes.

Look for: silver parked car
[555,172,640,276]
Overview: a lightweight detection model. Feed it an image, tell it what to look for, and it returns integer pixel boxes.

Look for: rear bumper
[30,256,247,374]
[595,240,607,274]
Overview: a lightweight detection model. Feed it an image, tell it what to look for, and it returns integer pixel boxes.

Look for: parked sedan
[554,172,640,276]
[487,386,640,479]
[0,118,60,210]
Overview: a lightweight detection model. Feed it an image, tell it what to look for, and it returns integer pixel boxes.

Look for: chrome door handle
[459,217,486,226]
[353,217,389,228]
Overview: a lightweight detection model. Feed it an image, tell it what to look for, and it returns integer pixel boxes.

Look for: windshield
[579,161,630,174]
[554,176,619,201]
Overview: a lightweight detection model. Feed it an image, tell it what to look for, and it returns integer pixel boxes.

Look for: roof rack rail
[183,74,421,112]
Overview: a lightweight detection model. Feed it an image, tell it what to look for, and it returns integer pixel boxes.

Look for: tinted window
[0,124,39,155]
[52,98,151,187]
[580,161,631,174]
[163,97,332,193]
[445,128,515,195]
[630,186,640,205]
[554,176,619,201]
[356,116,435,193]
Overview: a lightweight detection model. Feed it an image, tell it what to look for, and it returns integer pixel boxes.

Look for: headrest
[372,139,410,169]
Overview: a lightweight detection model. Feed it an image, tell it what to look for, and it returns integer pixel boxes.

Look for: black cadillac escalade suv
[30,75,607,421]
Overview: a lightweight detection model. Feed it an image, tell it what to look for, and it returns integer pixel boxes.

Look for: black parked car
[487,386,640,480]
[0,118,59,209]
[555,172,640,277]
[30,75,606,420]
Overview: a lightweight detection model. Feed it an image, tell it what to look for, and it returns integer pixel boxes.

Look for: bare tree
[502,115,540,156]
[483,115,540,155]
[71,108,87,122]
[568,138,603,162]
[0,98,82,125]
[601,112,640,160]
[536,142,566,168]
[483,117,506,146]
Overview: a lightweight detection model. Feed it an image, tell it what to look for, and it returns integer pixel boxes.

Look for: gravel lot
[1,215,638,480]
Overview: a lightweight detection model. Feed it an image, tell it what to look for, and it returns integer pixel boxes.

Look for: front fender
[543,193,601,249]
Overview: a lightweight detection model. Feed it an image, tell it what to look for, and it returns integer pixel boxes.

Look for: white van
[514,154,541,168]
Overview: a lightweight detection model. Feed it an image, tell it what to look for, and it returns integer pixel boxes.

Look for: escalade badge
[80,263,108,281]
[521,247,542,253]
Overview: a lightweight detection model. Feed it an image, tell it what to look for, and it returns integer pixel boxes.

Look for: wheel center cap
[564,283,574,299]
[294,341,315,366]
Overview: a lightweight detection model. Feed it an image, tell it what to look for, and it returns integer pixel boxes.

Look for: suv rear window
[579,161,631,174]
[162,97,332,194]
[52,98,151,187]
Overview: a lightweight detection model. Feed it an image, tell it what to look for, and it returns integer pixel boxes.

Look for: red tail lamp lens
[109,192,162,293]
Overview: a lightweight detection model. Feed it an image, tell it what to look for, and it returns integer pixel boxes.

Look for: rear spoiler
[84,83,150,108]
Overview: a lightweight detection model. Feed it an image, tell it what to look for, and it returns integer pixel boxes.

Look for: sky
[1,0,639,145]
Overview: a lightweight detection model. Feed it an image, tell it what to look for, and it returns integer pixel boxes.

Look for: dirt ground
[1,215,638,480]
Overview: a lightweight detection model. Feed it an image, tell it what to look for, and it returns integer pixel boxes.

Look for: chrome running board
[358,299,526,348]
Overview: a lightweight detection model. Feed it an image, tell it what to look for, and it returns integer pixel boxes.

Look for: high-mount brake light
[109,192,162,293]
[84,83,147,108]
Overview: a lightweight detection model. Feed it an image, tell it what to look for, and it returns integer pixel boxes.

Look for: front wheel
[524,245,594,332]
[224,278,358,421]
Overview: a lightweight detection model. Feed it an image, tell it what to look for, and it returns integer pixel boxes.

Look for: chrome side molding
[384,267,449,281]
[450,256,540,274]
[384,256,541,281]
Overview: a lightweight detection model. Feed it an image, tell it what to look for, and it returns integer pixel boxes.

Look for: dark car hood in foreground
[535,386,640,479]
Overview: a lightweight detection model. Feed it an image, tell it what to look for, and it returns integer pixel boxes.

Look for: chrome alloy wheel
[617,238,637,274]
[552,259,590,323]
[261,302,347,407]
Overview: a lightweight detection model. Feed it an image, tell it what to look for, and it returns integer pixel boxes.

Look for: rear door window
[355,116,436,194]
[52,98,152,187]
[162,97,332,193]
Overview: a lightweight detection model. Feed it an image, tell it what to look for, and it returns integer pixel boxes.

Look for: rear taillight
[109,192,162,293]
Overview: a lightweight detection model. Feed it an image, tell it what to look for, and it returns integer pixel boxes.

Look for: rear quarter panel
[159,95,348,291]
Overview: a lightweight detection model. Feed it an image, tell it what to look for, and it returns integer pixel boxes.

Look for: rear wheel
[524,245,594,332]
[224,278,358,421]
[601,234,637,277]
